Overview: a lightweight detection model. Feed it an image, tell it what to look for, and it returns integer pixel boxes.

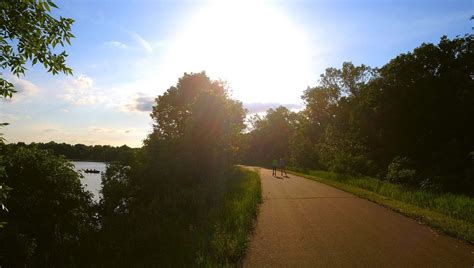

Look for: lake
[72,161,107,203]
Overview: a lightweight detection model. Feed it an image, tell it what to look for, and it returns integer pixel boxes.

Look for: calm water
[72,161,106,203]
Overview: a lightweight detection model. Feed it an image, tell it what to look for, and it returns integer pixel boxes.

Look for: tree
[301,62,377,174]
[0,146,95,266]
[374,35,474,190]
[241,106,296,166]
[0,0,75,226]
[149,71,245,179]
[97,72,247,265]
[299,36,473,191]
[0,0,74,98]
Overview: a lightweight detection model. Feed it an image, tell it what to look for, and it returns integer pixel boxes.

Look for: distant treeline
[3,141,137,162]
[240,35,474,195]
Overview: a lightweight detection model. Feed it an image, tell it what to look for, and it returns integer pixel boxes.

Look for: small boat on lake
[83,169,100,174]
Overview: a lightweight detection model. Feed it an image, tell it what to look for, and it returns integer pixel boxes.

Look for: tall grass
[98,165,261,266]
[289,167,474,242]
[197,167,262,266]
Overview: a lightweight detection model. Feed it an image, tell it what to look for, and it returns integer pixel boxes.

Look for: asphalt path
[244,167,474,267]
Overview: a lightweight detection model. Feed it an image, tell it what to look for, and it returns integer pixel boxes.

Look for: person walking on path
[272,159,278,176]
[279,158,287,176]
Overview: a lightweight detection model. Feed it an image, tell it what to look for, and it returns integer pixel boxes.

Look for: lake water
[72,161,107,203]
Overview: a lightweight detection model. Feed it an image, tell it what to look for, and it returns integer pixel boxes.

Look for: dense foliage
[241,107,297,166]
[96,72,249,265]
[242,35,474,195]
[0,146,96,266]
[5,141,136,162]
[0,0,75,230]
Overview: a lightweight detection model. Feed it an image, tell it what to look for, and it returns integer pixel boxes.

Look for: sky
[1,0,472,147]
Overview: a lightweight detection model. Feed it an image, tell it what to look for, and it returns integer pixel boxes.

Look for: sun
[162,0,314,104]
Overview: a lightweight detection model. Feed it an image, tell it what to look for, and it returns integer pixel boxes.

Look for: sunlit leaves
[0,0,74,98]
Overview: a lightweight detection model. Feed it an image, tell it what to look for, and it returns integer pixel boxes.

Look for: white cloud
[73,74,94,89]
[12,76,39,95]
[100,75,167,114]
[131,32,153,53]
[2,76,39,102]
[60,74,106,106]
[104,40,128,49]
[125,93,155,113]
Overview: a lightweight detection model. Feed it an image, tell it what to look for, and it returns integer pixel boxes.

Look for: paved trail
[244,167,474,267]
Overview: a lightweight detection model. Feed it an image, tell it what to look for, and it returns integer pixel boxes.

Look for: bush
[386,156,418,185]
[419,178,441,193]
[0,146,96,266]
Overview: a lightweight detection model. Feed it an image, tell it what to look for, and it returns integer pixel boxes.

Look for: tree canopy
[0,0,74,98]
[242,35,474,194]
[96,72,247,265]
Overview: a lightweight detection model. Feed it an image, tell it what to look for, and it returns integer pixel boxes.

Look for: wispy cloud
[131,32,153,53]
[60,74,106,106]
[104,40,128,49]
[1,76,39,103]
[124,94,155,113]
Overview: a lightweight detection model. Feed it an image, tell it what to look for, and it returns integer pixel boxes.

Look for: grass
[288,167,474,244]
[99,166,262,266]
[197,167,262,266]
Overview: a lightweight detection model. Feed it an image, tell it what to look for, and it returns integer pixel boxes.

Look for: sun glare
[162,1,314,104]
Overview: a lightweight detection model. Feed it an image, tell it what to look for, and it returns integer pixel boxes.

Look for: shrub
[419,178,441,193]
[0,146,95,266]
[386,156,418,185]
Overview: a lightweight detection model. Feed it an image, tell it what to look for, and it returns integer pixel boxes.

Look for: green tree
[0,0,75,218]
[0,0,74,98]
[241,106,296,166]
[301,62,376,174]
[298,36,473,191]
[149,72,245,179]
[97,72,246,265]
[374,35,474,190]
[0,146,95,266]
[288,112,319,168]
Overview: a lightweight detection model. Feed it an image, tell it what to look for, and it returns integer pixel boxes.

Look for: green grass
[101,167,262,266]
[197,167,262,266]
[288,167,474,244]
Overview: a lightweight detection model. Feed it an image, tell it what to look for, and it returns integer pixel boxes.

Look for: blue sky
[1,0,472,147]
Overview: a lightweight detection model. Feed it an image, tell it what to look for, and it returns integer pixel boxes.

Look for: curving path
[244,167,474,267]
